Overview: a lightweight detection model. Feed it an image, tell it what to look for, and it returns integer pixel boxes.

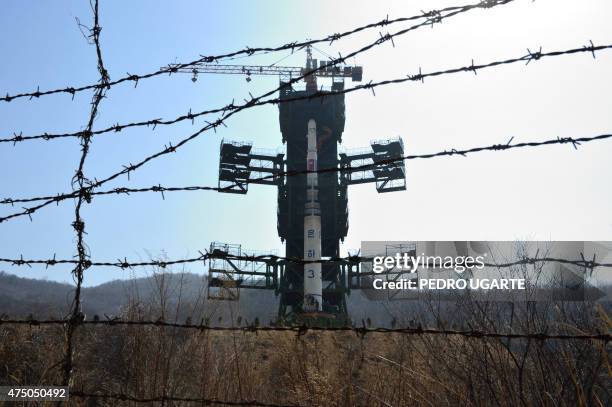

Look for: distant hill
[6,271,606,327]
[0,271,277,323]
[0,271,401,325]
[0,272,74,317]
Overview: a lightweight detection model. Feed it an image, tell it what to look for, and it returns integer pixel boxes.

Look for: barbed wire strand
[0,0,512,105]
[62,0,110,392]
[2,131,611,224]
[69,391,302,407]
[0,251,610,271]
[0,318,608,342]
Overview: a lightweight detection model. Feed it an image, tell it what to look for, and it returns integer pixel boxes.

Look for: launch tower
[179,48,407,324]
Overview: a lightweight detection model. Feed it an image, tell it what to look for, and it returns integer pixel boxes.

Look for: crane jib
[173,63,362,81]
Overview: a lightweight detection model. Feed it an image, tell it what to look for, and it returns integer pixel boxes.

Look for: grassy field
[1,306,610,406]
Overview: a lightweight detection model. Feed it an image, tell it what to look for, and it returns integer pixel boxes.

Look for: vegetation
[1,260,611,406]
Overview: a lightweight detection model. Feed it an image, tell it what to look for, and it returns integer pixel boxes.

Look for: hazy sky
[1,0,611,286]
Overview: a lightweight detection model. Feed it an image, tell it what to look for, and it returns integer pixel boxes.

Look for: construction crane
[169,45,363,89]
[171,45,405,326]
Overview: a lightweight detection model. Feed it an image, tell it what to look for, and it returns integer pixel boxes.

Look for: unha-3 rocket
[303,119,323,312]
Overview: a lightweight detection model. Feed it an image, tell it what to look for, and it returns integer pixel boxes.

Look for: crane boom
[175,63,361,80]
[168,46,363,84]
[177,64,302,77]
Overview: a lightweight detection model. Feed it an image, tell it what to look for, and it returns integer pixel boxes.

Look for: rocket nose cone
[307,119,316,132]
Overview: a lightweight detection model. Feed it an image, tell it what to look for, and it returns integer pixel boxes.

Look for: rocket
[303,119,323,313]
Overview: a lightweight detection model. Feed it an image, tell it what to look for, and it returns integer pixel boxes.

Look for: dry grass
[1,311,610,407]
[2,263,611,406]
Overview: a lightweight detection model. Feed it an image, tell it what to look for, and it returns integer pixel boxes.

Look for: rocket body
[303,119,323,312]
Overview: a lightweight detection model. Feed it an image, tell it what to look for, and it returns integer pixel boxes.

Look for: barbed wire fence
[1,0,612,405]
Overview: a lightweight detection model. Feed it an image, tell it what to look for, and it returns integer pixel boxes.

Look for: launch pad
[207,48,407,325]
